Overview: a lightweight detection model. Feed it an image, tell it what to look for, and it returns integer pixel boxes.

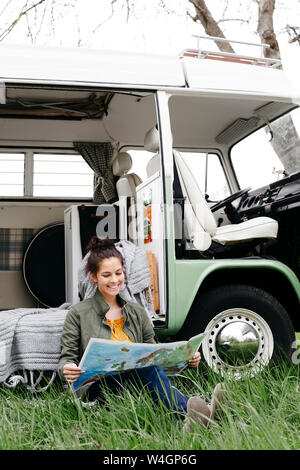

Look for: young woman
[58,237,225,429]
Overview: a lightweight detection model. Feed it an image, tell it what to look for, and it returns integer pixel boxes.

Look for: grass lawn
[0,359,299,451]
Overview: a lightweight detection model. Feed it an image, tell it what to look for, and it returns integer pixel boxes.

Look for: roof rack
[179,35,281,69]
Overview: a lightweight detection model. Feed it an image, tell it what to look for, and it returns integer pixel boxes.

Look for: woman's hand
[63,363,85,383]
[188,351,201,368]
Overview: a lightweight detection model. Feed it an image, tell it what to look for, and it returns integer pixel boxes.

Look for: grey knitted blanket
[0,304,70,386]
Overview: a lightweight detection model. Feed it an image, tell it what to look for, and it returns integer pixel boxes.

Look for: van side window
[0,153,25,196]
[180,151,230,202]
[33,153,94,198]
[231,126,285,190]
[0,151,94,198]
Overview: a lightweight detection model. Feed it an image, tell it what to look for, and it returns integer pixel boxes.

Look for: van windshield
[231,107,300,190]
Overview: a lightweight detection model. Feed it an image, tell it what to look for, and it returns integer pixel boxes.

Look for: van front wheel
[184,284,295,378]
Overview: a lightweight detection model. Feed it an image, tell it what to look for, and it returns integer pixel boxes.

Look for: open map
[72,333,205,392]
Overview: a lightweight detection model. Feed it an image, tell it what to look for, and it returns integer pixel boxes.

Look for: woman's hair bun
[85,235,123,276]
[86,236,115,253]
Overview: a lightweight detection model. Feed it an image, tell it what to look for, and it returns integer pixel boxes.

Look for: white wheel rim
[202,308,274,379]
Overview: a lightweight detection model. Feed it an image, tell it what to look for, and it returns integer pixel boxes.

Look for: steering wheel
[210,187,251,213]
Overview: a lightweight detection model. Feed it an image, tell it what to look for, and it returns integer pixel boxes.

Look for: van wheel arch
[196,266,300,332]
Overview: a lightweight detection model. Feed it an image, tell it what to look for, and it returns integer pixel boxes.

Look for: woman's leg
[129,366,188,418]
[85,369,227,430]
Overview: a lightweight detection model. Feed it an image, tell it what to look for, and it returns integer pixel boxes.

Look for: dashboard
[237,171,300,218]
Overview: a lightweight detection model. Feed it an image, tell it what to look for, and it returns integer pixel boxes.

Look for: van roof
[0,44,185,88]
[0,44,296,101]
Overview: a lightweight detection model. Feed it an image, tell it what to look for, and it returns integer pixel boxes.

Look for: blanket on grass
[0,304,70,385]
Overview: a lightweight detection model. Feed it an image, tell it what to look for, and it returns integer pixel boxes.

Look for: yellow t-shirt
[106,316,132,342]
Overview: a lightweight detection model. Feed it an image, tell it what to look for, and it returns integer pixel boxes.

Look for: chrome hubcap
[215,320,260,365]
[202,308,274,379]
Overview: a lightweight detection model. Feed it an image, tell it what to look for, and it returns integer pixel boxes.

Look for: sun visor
[254,101,295,121]
[216,117,260,144]
[216,101,296,145]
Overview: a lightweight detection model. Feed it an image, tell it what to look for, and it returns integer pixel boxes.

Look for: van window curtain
[73,142,117,204]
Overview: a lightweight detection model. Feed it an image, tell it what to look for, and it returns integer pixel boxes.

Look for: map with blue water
[72,333,205,392]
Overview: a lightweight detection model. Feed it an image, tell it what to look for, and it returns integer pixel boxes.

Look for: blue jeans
[86,366,188,418]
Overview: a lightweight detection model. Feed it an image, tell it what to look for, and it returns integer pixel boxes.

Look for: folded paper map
[72,332,205,392]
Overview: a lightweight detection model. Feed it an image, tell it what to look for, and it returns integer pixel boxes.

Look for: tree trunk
[257,0,300,173]
[188,0,234,53]
[257,0,280,60]
[271,117,300,174]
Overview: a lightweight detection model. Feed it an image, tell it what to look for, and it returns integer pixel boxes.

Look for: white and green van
[0,39,299,378]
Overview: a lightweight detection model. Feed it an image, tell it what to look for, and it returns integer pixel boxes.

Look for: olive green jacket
[58,289,156,379]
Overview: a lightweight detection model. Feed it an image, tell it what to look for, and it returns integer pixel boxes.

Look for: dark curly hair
[85,236,123,276]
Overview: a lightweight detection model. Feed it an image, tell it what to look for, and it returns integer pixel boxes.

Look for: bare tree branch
[0,0,46,42]
[221,0,230,21]
[25,7,34,43]
[49,0,56,39]
[75,11,82,47]
[158,0,179,16]
[217,18,250,24]
[92,0,120,34]
[186,10,198,23]
[30,0,48,43]
[289,33,300,44]
[125,0,131,22]
[286,24,300,45]
[188,0,235,53]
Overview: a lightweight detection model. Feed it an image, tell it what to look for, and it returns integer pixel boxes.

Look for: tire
[179,284,295,378]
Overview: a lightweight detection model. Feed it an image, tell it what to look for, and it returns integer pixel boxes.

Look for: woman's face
[90,256,124,299]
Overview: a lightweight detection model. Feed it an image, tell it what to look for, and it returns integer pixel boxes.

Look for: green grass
[0,360,299,450]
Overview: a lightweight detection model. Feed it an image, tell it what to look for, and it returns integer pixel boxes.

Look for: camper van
[0,38,300,381]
